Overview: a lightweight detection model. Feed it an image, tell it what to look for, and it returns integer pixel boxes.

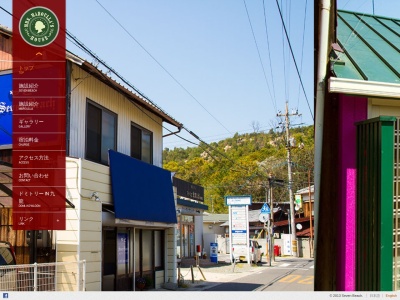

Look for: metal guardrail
[0,260,86,291]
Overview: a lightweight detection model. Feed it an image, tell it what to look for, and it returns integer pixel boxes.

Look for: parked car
[0,241,17,291]
[236,240,262,263]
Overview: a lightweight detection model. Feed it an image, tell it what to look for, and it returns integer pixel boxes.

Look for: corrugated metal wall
[356,116,395,291]
[68,64,164,167]
[394,118,400,290]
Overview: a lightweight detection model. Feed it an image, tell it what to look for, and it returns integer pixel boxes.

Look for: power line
[280,0,289,102]
[243,0,277,114]
[94,0,231,134]
[0,6,208,152]
[286,0,292,103]
[65,31,189,140]
[275,0,314,121]
[296,0,308,109]
[65,18,238,167]
[164,120,314,148]
[1,5,303,182]
[262,0,277,103]
[0,5,248,177]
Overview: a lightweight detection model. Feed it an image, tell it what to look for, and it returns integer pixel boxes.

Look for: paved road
[205,258,314,291]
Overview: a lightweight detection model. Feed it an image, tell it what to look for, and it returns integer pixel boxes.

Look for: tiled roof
[331,10,400,84]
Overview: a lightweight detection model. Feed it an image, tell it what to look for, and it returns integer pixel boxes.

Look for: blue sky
[1,1,399,149]
[337,0,400,17]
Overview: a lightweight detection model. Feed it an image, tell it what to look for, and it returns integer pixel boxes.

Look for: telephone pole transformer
[277,102,299,257]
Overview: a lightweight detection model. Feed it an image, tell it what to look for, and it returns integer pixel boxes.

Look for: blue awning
[108,150,177,224]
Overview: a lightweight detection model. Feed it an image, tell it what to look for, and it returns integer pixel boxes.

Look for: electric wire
[0,5,203,150]
[68,19,239,167]
[65,31,188,141]
[1,4,176,131]
[243,0,277,114]
[296,0,308,110]
[280,0,288,102]
[183,127,236,166]
[0,6,9,15]
[0,5,306,187]
[164,120,303,148]
[72,33,229,166]
[333,9,370,64]
[164,124,279,148]
[330,7,371,78]
[286,0,292,103]
[94,0,231,134]
[275,0,314,121]
[262,0,277,104]
[1,5,313,213]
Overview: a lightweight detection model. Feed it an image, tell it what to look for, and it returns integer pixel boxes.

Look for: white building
[0,25,183,291]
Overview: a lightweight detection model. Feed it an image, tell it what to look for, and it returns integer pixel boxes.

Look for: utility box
[210,242,218,263]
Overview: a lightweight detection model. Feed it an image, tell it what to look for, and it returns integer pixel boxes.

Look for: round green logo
[19,6,59,47]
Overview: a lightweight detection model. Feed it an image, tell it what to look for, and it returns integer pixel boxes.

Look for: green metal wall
[356,116,395,291]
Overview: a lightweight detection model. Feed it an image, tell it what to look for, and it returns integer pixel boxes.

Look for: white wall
[203,223,225,236]
[369,98,400,119]
[68,64,164,167]
[59,158,102,291]
[194,215,203,253]
[203,233,217,257]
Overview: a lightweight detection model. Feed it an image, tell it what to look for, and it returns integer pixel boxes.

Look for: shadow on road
[205,282,263,291]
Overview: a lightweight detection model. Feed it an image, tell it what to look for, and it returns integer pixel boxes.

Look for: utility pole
[308,168,314,258]
[269,175,274,263]
[277,102,299,257]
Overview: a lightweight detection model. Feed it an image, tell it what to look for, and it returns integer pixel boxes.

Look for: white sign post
[226,195,252,265]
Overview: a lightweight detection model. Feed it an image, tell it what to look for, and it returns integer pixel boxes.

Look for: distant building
[173,177,208,259]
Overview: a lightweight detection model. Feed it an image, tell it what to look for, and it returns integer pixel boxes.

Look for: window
[131,123,152,164]
[86,101,117,164]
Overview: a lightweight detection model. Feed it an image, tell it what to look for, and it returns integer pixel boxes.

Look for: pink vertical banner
[337,95,367,290]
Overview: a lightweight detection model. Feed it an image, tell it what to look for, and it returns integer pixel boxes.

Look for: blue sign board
[261,203,271,214]
[0,74,12,146]
[232,230,246,233]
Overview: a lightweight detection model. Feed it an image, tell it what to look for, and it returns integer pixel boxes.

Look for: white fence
[0,260,86,291]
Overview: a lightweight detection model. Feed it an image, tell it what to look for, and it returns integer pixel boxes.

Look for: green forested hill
[163,125,314,213]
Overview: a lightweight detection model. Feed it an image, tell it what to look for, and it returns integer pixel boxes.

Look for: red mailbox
[274,245,281,257]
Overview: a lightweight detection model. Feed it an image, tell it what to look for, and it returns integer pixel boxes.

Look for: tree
[163,125,314,212]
